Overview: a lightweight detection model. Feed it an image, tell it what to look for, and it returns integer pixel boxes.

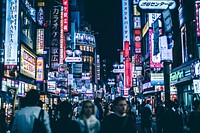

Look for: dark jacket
[55,116,81,133]
[100,113,137,133]
[189,110,200,133]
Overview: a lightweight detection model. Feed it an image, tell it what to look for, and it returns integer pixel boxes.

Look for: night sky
[84,0,123,76]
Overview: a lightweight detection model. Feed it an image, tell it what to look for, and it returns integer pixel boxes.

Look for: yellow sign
[142,21,149,37]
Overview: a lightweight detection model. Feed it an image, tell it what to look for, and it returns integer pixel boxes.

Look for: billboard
[20,45,36,79]
[4,0,19,67]
[151,73,164,85]
[159,35,173,61]
[193,80,200,93]
[36,57,44,81]
[124,41,132,88]
[149,29,163,68]
[148,13,162,28]
[36,29,44,54]
[60,6,64,64]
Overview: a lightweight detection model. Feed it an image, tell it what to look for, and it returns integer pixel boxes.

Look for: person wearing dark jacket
[189,99,200,133]
[159,100,183,133]
[100,97,137,133]
[55,100,81,133]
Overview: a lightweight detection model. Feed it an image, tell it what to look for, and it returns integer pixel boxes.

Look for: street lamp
[112,62,124,73]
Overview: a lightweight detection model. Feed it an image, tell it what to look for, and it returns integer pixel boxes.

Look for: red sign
[124,41,132,88]
[63,0,68,32]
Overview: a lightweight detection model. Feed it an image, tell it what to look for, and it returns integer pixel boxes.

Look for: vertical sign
[122,0,131,89]
[4,0,19,67]
[149,29,163,68]
[153,19,160,55]
[196,1,200,37]
[50,6,60,71]
[36,29,44,54]
[122,0,130,43]
[124,41,131,88]
[36,57,44,81]
[60,6,64,64]
[63,0,68,32]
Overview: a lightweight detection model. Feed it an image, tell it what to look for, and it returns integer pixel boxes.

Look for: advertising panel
[75,33,95,45]
[162,9,173,32]
[36,57,44,81]
[193,80,200,93]
[149,29,163,68]
[151,73,164,85]
[138,0,176,10]
[134,17,141,29]
[20,45,36,79]
[50,6,60,71]
[148,13,162,28]
[47,80,56,93]
[196,1,200,37]
[4,0,19,67]
[122,0,130,42]
[124,41,132,88]
[134,30,141,54]
[60,6,64,64]
[63,0,68,32]
[159,36,173,61]
[36,29,44,54]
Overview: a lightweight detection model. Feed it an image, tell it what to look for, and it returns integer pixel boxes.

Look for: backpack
[32,109,47,133]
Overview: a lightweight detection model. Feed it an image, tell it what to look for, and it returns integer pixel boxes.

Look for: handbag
[32,109,47,133]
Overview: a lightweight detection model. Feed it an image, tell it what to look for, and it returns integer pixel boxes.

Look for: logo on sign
[139,0,176,10]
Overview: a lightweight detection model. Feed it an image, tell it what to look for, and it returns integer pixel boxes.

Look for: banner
[4,0,19,67]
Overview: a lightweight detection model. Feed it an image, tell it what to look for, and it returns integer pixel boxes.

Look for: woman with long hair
[76,100,100,133]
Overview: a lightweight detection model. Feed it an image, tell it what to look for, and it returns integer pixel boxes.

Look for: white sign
[122,0,130,43]
[4,0,19,66]
[193,80,200,93]
[195,62,200,76]
[65,57,82,62]
[113,69,124,73]
[148,13,162,27]
[139,0,176,10]
[159,36,173,61]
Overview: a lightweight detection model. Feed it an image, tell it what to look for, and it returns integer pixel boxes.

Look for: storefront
[170,63,193,108]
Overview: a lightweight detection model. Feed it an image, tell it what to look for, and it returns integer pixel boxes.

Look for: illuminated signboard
[196,1,200,37]
[138,0,176,10]
[122,0,130,42]
[148,13,162,27]
[20,45,36,79]
[60,6,64,64]
[124,41,132,88]
[159,35,173,61]
[36,29,44,54]
[149,29,163,68]
[134,17,141,29]
[151,73,164,85]
[47,80,56,93]
[4,0,19,67]
[63,0,68,32]
[36,57,44,81]
[75,33,96,45]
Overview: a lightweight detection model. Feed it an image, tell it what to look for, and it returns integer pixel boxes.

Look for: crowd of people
[0,89,200,133]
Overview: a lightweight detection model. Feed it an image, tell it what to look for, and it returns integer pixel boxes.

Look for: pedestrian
[159,100,183,133]
[141,101,153,133]
[55,100,81,133]
[100,96,137,133]
[155,101,165,133]
[76,100,101,133]
[0,108,7,133]
[94,98,104,122]
[11,89,52,133]
[188,99,200,133]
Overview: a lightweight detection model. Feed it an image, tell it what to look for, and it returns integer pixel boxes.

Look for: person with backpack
[11,89,52,133]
